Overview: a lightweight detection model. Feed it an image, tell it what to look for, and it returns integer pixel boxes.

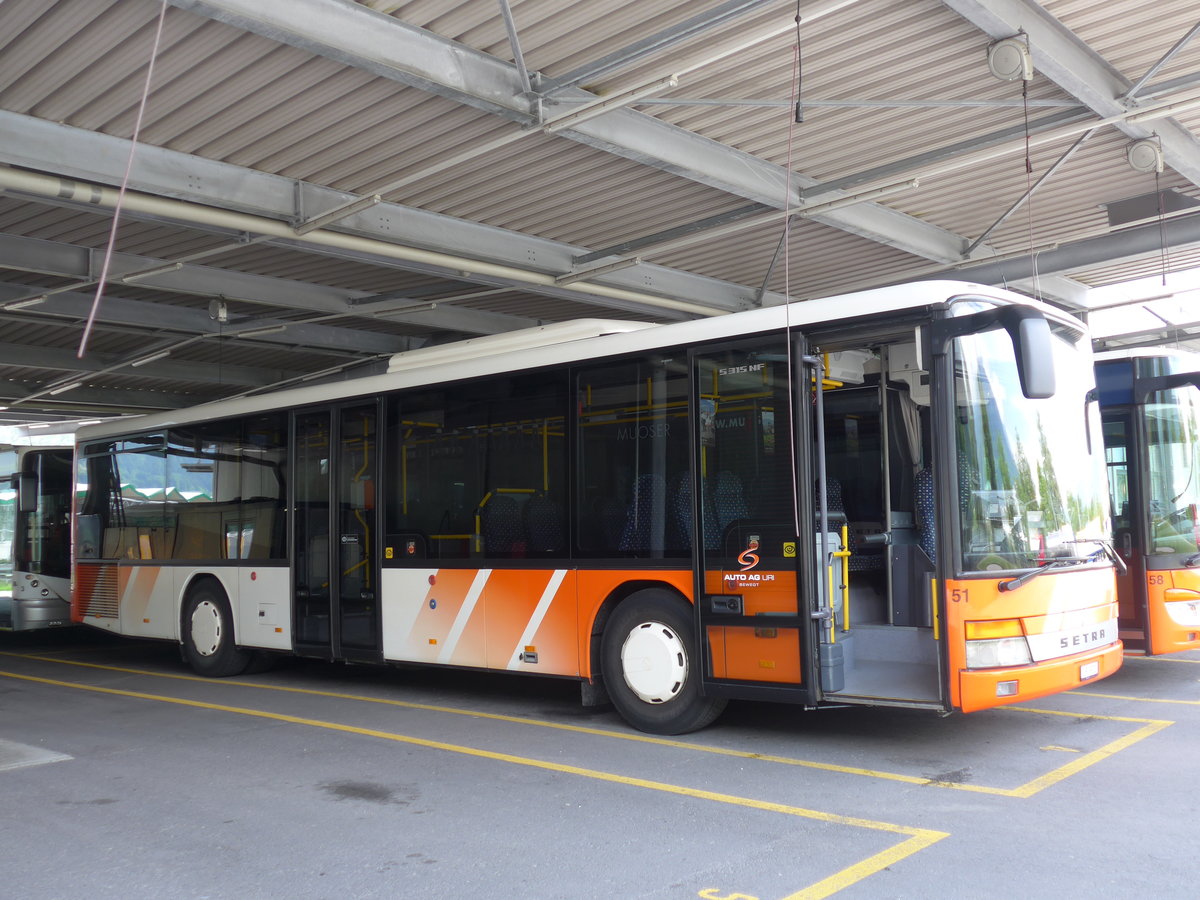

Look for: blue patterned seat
[915,466,935,563]
[481,494,524,555]
[619,473,667,552]
[524,493,565,554]
[673,476,719,550]
[715,471,748,531]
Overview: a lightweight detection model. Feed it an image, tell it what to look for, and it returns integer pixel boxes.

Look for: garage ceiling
[3,0,1200,428]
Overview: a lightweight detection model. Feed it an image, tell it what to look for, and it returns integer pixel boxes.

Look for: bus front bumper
[958,641,1123,713]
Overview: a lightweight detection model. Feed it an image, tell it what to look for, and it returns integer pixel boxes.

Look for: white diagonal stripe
[508,570,568,670]
[437,569,490,663]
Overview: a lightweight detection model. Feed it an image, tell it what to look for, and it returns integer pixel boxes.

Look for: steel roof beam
[166,0,974,264]
[0,379,200,413]
[942,0,1200,187]
[0,339,297,387]
[0,284,413,356]
[930,212,1200,286]
[0,112,759,316]
[0,233,531,336]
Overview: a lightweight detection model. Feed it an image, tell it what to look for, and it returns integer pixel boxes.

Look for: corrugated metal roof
[2,0,1200,423]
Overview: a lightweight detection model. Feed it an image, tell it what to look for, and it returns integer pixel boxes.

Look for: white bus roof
[1094,347,1200,363]
[76,280,1078,442]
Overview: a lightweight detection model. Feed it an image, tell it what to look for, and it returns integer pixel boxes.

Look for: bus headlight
[966,637,1033,669]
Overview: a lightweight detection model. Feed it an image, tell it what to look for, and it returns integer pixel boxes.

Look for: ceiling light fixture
[235,324,288,338]
[3,295,47,311]
[131,349,172,367]
[121,262,183,283]
[48,381,83,396]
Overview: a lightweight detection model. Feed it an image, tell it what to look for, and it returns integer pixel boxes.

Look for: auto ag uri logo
[738,538,761,572]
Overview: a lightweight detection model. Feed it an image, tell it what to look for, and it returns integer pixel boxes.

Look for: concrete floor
[1,626,1196,899]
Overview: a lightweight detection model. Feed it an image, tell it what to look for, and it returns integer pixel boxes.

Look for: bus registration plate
[1080,660,1100,681]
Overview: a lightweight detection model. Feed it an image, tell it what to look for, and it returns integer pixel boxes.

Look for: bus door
[1101,410,1146,649]
[816,343,941,708]
[293,402,382,662]
[692,340,820,704]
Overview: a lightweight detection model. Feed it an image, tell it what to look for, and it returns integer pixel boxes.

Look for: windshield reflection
[1145,386,1200,555]
[954,321,1108,573]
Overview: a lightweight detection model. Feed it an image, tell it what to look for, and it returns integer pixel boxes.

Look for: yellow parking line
[1127,655,1200,663]
[0,668,947,899]
[999,706,1171,798]
[1069,691,1200,706]
[1,651,1169,798]
[778,831,947,900]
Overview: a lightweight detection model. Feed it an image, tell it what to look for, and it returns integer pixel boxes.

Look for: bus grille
[75,564,119,619]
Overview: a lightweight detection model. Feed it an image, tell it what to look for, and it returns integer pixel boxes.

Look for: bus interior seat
[524,493,565,554]
[715,471,748,531]
[619,473,667,552]
[480,493,525,555]
[915,466,936,563]
[672,475,719,550]
[587,495,626,550]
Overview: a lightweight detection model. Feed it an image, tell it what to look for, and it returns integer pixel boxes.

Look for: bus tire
[601,589,726,735]
[182,581,252,678]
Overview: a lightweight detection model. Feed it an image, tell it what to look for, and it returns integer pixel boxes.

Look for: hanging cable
[1155,149,1171,286]
[1021,73,1041,301]
[784,2,803,535]
[78,0,170,359]
[793,3,805,124]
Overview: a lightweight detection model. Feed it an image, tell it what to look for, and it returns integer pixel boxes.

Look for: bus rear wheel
[601,589,726,735]
[182,581,252,677]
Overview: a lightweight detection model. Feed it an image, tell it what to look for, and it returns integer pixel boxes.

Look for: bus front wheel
[601,589,726,735]
[182,581,252,677]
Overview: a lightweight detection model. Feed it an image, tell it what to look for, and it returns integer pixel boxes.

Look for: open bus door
[691,339,824,706]
[293,402,383,663]
[1101,410,1149,650]
[1132,370,1200,655]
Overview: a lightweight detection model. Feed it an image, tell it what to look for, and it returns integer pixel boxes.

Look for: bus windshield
[1144,385,1200,555]
[954,320,1108,572]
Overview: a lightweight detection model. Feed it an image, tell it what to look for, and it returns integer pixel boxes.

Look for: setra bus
[3,443,75,631]
[1095,348,1200,655]
[71,281,1122,733]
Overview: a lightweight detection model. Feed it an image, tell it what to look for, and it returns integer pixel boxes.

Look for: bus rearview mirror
[1012,316,1055,400]
[17,473,38,513]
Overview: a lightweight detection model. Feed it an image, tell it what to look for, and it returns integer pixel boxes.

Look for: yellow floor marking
[0,667,947,899]
[1040,745,1081,753]
[1001,706,1171,798]
[1127,655,1200,663]
[1,650,1171,799]
[1069,690,1200,706]
[777,831,948,900]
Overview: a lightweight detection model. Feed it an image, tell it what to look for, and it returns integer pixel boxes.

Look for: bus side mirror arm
[1084,388,1098,454]
[928,306,1056,399]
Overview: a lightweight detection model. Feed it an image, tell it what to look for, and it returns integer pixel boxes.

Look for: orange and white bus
[3,443,74,631]
[71,281,1122,733]
[1095,349,1200,655]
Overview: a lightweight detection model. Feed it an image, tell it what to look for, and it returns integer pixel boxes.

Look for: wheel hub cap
[620,621,687,704]
[191,600,222,656]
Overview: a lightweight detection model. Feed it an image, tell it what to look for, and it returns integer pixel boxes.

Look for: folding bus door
[692,339,821,704]
[293,402,382,662]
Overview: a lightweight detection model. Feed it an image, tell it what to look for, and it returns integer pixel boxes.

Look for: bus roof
[75,280,1075,442]
[1094,347,1200,364]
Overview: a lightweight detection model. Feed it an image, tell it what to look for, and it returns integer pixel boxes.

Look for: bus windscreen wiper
[998,556,1098,593]
[1063,537,1128,575]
